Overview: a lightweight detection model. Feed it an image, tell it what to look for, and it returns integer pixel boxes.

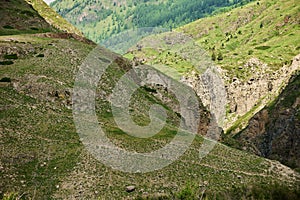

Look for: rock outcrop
[236,72,300,169]
[183,54,300,132]
[225,55,300,130]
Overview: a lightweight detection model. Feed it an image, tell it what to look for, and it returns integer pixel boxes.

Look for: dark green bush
[4,54,18,59]
[3,25,14,29]
[0,77,11,82]
[20,10,35,17]
[36,54,45,58]
[0,61,14,65]
[255,46,271,50]
[142,86,157,93]
[30,27,39,31]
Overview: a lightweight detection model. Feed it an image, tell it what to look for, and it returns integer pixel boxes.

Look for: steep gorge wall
[183,54,300,132]
[236,72,300,169]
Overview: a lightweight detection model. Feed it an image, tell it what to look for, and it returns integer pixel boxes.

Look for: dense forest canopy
[51,0,253,44]
[132,0,251,28]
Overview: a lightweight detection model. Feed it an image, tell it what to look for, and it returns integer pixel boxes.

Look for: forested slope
[51,0,253,43]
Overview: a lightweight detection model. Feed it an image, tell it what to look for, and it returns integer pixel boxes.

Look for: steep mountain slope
[125,0,300,177]
[50,0,253,43]
[0,0,83,36]
[0,0,300,199]
[179,0,300,133]
[233,71,300,170]
[0,0,56,35]
[25,0,84,36]
[127,0,300,133]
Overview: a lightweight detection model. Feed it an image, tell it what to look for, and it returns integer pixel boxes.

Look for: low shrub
[0,61,14,65]
[0,77,11,82]
[254,45,271,50]
[36,54,45,57]
[3,25,14,29]
[4,54,18,59]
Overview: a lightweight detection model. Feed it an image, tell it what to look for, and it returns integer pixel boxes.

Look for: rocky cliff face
[183,54,300,132]
[236,71,300,169]
[225,54,300,131]
[185,54,300,169]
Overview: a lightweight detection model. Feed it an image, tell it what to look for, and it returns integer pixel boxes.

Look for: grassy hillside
[0,0,57,35]
[0,0,83,36]
[128,0,299,81]
[177,0,300,80]
[126,0,300,134]
[25,0,84,36]
[50,0,253,43]
[1,0,300,199]
[0,35,299,198]
[178,0,300,133]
